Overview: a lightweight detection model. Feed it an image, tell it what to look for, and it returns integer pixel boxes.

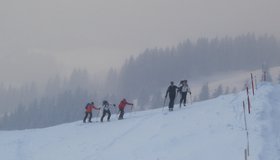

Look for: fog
[1,0,280,129]
[1,0,280,86]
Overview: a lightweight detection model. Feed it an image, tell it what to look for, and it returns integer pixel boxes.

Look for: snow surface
[0,83,279,160]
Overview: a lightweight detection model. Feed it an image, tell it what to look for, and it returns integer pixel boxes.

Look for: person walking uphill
[165,81,178,111]
[83,102,100,123]
[178,80,191,107]
[118,98,133,120]
[100,100,116,122]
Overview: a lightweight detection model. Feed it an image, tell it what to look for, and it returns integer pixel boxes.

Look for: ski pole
[96,109,101,122]
[185,93,188,106]
[112,104,117,114]
[116,109,120,119]
[162,97,167,111]
[129,105,134,118]
[190,93,192,105]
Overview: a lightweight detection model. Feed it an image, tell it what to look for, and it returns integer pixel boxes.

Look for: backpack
[177,86,182,93]
[85,103,90,109]
[103,100,109,106]
[180,80,187,85]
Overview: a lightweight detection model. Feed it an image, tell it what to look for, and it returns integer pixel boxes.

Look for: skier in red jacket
[83,102,100,123]
[118,98,133,120]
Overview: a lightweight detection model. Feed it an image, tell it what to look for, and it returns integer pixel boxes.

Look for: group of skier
[165,80,191,111]
[83,98,133,123]
[83,80,191,123]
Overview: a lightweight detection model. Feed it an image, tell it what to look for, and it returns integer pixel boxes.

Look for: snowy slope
[0,83,279,160]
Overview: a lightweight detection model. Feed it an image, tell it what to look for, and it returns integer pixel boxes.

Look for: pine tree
[266,69,273,82]
[262,63,273,82]
[232,87,237,93]
[198,83,210,101]
[150,90,162,109]
[212,85,224,98]
[224,86,230,95]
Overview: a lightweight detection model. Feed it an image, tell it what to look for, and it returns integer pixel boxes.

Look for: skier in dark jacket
[83,102,100,123]
[165,81,178,111]
[178,80,191,107]
[118,98,133,120]
[100,100,116,122]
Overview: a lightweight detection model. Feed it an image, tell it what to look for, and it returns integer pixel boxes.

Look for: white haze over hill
[1,0,280,86]
[0,83,279,160]
[183,66,280,100]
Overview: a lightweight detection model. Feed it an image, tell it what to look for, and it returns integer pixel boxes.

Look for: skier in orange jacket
[118,98,133,120]
[83,102,100,123]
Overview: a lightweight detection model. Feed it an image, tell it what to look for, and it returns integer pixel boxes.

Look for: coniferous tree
[138,89,150,108]
[0,68,98,130]
[224,86,230,95]
[2,34,280,130]
[232,87,237,93]
[150,90,163,109]
[198,83,210,101]
[105,68,118,95]
[44,75,61,97]
[266,68,273,82]
[116,34,280,107]
[212,85,224,98]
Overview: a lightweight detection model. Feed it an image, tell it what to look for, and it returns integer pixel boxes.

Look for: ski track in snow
[102,116,151,149]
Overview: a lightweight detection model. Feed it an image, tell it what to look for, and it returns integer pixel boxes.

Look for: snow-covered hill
[190,66,280,95]
[0,83,279,160]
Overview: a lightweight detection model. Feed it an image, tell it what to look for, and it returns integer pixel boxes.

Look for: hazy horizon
[1,0,280,86]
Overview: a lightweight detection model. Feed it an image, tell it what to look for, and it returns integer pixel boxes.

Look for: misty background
[1,0,280,130]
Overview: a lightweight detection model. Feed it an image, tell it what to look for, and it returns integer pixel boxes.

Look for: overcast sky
[1,0,280,86]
